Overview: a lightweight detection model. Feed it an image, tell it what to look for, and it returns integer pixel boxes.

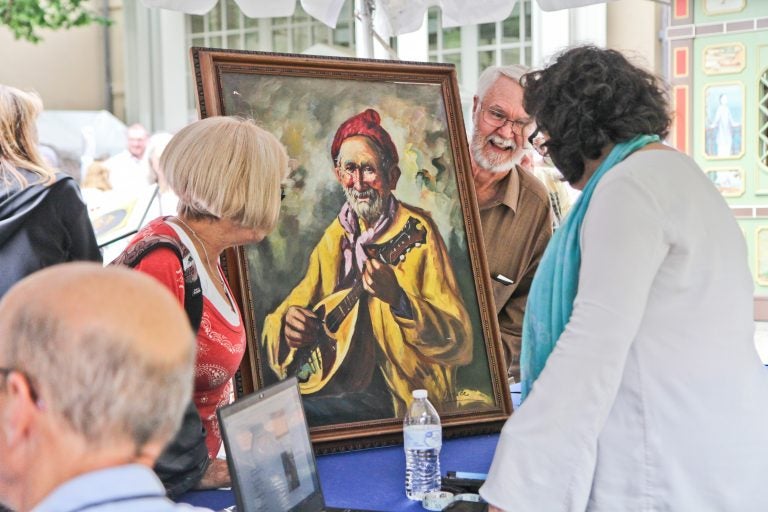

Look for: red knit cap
[331,109,399,166]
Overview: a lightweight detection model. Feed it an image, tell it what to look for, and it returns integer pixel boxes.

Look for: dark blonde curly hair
[522,46,671,184]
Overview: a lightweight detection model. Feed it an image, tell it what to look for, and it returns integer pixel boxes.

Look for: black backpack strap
[111,233,209,498]
[111,234,203,332]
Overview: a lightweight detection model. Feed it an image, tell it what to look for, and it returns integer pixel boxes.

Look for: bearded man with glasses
[469,65,553,384]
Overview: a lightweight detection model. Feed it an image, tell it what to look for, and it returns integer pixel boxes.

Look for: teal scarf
[519,134,659,401]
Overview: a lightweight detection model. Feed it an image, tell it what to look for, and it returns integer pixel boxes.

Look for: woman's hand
[195,458,231,489]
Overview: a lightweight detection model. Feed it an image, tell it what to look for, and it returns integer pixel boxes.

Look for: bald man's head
[0,263,195,450]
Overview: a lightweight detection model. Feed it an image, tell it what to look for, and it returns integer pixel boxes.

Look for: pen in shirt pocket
[492,273,514,286]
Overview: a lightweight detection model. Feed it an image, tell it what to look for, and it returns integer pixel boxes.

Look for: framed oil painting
[192,48,511,452]
[704,83,743,159]
[706,167,745,196]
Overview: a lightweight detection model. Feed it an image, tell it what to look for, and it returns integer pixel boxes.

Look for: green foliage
[0,0,110,43]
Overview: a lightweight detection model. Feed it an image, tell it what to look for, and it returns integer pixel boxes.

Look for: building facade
[666,0,768,317]
[118,0,661,132]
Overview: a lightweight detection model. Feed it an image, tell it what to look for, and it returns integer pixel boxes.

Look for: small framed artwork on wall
[704,82,744,159]
[703,43,746,75]
[706,167,745,197]
[703,0,746,16]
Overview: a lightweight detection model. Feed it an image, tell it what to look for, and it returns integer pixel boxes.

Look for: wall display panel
[706,167,745,196]
[702,0,746,16]
[704,82,744,159]
[703,42,746,75]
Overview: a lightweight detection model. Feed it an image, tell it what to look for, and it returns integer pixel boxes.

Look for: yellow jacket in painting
[262,200,473,416]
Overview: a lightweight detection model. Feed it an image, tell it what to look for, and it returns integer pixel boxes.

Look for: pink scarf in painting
[336,195,398,290]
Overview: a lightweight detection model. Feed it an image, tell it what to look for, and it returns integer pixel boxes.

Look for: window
[427,0,532,79]
[187,0,355,53]
[185,0,355,114]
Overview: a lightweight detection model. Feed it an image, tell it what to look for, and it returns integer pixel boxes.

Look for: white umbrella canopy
[141,0,623,36]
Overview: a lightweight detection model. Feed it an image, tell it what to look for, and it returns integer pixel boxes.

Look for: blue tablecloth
[177,385,519,511]
[178,433,500,511]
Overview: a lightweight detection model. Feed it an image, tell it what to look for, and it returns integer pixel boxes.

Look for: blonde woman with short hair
[0,84,101,298]
[115,116,288,493]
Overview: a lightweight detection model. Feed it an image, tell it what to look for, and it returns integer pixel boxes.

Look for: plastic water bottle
[404,389,442,500]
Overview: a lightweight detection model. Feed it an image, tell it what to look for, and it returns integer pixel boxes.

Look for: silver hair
[2,310,195,450]
[475,64,531,101]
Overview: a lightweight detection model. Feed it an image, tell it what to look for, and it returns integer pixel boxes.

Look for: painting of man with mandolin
[193,49,513,449]
[262,109,473,426]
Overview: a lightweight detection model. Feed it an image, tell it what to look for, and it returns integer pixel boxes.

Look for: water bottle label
[404,425,442,450]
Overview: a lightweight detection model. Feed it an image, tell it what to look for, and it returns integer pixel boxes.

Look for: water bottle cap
[412,389,428,399]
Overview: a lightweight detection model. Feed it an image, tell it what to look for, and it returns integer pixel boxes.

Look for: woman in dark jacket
[0,85,101,297]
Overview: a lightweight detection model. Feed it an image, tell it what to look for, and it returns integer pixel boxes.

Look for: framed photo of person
[703,83,744,159]
[192,48,511,452]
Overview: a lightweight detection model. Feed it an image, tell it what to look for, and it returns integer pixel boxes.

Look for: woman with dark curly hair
[480,46,768,511]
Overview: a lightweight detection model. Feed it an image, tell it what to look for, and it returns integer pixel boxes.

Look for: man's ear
[473,95,480,116]
[2,372,36,446]
[388,165,401,190]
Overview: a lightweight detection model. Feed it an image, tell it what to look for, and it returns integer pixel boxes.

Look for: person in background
[105,122,151,195]
[0,263,213,512]
[469,65,553,383]
[0,84,101,298]
[144,131,179,222]
[80,160,115,216]
[480,45,768,512]
[117,116,288,490]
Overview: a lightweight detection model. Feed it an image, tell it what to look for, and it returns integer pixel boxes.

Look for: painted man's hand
[284,306,322,349]
[362,258,404,306]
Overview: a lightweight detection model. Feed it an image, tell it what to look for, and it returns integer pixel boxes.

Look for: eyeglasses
[481,107,532,135]
[527,127,550,157]
[0,367,39,403]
